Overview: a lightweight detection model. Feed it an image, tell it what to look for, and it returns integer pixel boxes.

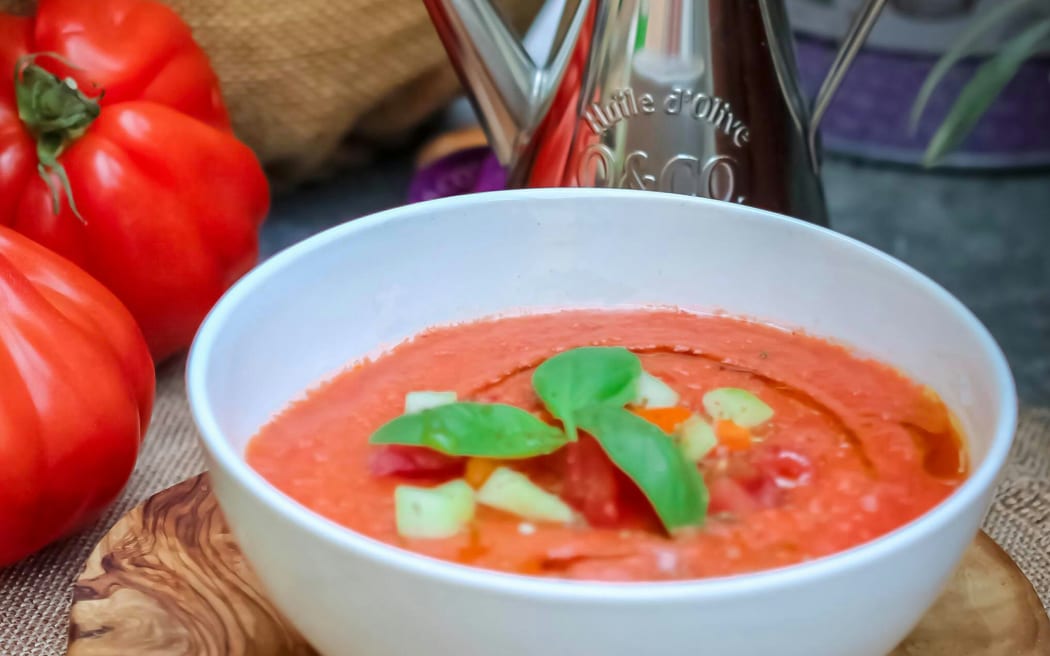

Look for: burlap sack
[0,0,541,185]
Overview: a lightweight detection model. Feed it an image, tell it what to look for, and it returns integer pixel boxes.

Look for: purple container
[407,146,506,204]
[796,35,1050,168]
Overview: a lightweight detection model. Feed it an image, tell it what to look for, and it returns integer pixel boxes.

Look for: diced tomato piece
[368,445,464,478]
[708,453,785,515]
[562,436,623,527]
[738,469,784,508]
[630,406,694,433]
[616,472,664,532]
[758,447,813,489]
[562,435,661,530]
[707,476,761,515]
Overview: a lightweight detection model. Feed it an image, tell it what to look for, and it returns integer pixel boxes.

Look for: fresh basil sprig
[531,346,707,532]
[369,346,710,532]
[576,405,708,532]
[369,402,568,458]
[531,346,641,439]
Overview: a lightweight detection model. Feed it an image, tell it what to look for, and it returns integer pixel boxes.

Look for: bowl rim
[187,188,1018,602]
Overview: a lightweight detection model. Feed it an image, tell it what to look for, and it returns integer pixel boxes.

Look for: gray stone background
[262,132,1049,405]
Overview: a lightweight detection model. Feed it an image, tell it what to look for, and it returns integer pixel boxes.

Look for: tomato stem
[14,53,102,222]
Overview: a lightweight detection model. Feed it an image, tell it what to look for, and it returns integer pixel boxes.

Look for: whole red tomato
[0,0,270,361]
[0,225,154,567]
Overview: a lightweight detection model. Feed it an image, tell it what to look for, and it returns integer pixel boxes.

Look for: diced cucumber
[394,479,475,539]
[678,414,718,462]
[476,467,574,524]
[404,390,457,414]
[702,387,774,428]
[631,371,680,408]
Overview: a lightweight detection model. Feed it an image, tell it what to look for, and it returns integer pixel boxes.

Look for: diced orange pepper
[464,457,500,488]
[715,420,752,451]
[631,406,694,433]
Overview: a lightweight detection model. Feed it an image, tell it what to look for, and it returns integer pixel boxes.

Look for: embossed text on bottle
[575,86,750,204]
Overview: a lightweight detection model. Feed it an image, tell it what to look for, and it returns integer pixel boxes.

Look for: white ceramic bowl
[187,189,1016,656]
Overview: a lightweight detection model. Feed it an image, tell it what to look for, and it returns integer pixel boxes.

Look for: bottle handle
[807,0,890,169]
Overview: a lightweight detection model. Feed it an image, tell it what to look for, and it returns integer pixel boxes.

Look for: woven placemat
[1,361,1048,655]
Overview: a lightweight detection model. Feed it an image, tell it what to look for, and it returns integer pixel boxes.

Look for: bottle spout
[424,0,590,166]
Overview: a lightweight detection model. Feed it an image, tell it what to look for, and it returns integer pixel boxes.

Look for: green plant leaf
[577,405,708,532]
[370,402,569,458]
[910,0,1036,131]
[924,17,1050,167]
[532,346,642,440]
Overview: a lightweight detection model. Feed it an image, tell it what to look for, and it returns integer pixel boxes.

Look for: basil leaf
[369,402,568,458]
[577,405,708,532]
[532,346,642,439]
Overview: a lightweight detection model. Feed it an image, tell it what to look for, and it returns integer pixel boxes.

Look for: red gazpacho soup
[247,309,966,581]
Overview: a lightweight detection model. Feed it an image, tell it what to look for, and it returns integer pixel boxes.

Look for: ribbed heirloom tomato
[0,0,270,361]
[0,226,154,566]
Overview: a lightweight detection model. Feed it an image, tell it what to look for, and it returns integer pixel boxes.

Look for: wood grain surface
[68,475,316,656]
[67,473,1049,656]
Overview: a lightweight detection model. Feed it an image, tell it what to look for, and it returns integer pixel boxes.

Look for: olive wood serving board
[67,474,1050,656]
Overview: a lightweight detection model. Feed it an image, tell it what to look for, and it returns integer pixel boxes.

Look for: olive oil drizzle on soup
[247,310,965,582]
